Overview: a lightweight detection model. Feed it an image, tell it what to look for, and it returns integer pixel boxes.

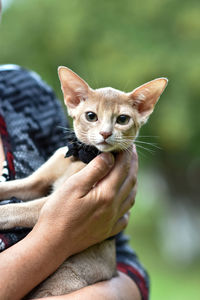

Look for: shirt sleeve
[116,232,149,300]
[21,69,70,159]
[1,66,69,178]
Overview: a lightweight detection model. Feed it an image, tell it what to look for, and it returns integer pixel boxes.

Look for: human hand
[0,147,138,300]
[37,146,138,258]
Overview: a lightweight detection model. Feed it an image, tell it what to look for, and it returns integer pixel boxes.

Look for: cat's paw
[0,205,20,229]
[0,182,13,201]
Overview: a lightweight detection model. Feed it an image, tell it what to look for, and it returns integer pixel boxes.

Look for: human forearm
[0,150,138,299]
[36,272,141,300]
[0,224,70,300]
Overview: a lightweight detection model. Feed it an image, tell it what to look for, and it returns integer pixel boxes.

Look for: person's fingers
[72,152,114,197]
[110,211,130,236]
[100,147,133,195]
[117,149,138,205]
[118,185,137,217]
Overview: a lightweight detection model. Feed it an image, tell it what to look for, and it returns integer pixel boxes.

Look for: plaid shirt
[0,65,149,300]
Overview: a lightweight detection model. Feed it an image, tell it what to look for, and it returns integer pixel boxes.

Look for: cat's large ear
[128,78,168,124]
[58,66,91,109]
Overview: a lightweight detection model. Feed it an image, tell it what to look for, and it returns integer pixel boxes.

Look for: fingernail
[100,153,114,167]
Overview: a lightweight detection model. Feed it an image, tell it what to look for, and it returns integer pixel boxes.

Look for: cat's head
[58,66,168,152]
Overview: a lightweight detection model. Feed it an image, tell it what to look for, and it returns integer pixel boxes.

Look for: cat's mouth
[97,141,109,146]
[95,141,117,152]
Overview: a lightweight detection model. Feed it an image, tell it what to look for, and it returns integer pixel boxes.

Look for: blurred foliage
[1,0,200,299]
[1,0,200,161]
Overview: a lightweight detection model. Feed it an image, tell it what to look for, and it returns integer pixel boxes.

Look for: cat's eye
[116,115,130,125]
[85,111,98,122]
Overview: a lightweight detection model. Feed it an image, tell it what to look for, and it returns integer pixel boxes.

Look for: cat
[0,67,167,298]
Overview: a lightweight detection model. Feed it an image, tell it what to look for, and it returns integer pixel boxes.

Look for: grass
[125,169,200,300]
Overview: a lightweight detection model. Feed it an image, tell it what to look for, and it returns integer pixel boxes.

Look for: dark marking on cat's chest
[65,132,101,164]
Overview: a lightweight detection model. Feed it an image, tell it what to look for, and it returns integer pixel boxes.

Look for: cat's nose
[100,131,112,140]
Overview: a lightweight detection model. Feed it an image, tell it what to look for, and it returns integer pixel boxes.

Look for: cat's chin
[95,143,117,152]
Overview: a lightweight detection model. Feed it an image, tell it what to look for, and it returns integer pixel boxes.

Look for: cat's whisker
[135,139,159,144]
[114,136,161,154]
[124,147,133,156]
[134,140,162,150]
[58,126,74,133]
[137,135,159,138]
[124,145,135,156]
[134,144,155,155]
[135,148,148,159]
[116,141,134,155]
[120,135,159,141]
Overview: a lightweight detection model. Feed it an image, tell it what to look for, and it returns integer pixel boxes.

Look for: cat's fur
[0,67,167,298]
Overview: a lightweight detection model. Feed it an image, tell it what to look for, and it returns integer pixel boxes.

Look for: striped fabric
[0,112,15,180]
[0,65,149,300]
[116,232,149,299]
[0,66,68,179]
[0,160,9,182]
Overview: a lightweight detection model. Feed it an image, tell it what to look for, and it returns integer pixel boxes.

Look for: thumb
[73,153,114,197]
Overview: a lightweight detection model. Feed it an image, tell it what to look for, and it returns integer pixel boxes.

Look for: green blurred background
[1,0,200,299]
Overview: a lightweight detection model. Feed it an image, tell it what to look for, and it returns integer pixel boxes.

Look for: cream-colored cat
[0,67,167,298]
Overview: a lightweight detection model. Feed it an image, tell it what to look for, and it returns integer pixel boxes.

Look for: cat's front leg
[0,197,47,229]
[0,178,47,202]
[0,146,70,202]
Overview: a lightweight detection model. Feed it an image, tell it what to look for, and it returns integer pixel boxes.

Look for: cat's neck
[65,132,101,164]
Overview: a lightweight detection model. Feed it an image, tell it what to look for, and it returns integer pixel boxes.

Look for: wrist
[33,218,72,262]
[0,224,71,300]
